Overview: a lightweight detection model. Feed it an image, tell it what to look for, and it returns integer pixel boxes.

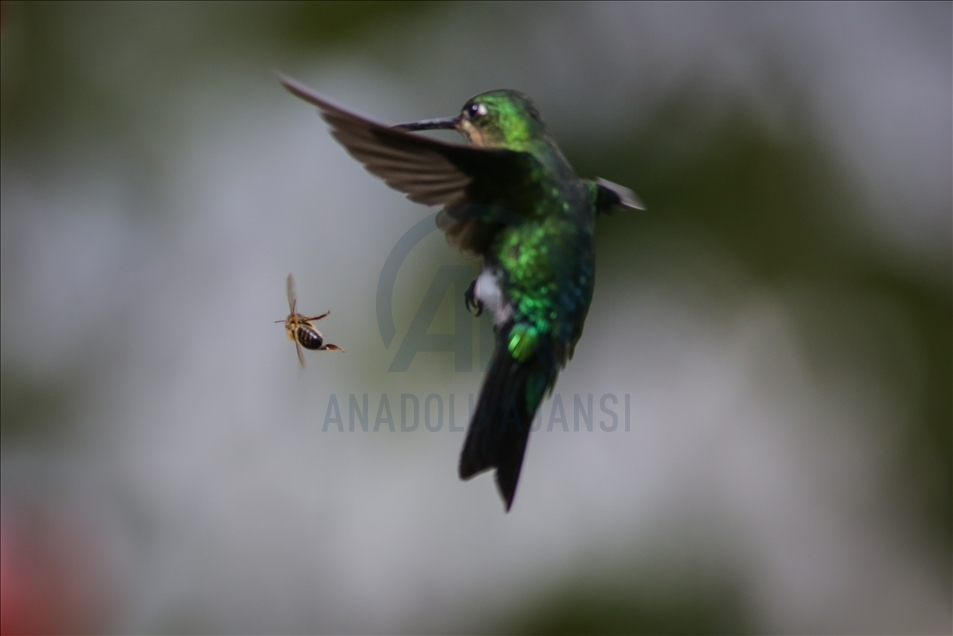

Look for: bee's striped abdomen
[295,326,325,350]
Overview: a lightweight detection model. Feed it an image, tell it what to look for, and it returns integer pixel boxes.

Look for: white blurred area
[1,2,949,634]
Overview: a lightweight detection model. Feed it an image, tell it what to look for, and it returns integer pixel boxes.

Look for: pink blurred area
[1,507,114,636]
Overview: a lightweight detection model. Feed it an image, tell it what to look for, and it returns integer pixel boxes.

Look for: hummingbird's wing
[594,178,645,213]
[281,76,540,256]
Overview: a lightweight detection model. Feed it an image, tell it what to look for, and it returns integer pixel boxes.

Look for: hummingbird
[281,76,643,511]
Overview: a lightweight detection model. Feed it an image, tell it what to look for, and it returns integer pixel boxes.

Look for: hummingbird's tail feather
[459,338,557,511]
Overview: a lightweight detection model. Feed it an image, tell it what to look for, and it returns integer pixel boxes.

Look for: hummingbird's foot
[464,279,484,316]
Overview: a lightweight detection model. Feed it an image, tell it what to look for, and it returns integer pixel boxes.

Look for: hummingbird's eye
[467,103,488,119]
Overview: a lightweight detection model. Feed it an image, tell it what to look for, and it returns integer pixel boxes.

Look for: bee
[278,273,343,367]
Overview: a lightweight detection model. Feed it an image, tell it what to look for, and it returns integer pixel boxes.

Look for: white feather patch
[475,269,511,326]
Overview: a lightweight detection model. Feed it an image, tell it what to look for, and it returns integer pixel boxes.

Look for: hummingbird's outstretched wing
[281,76,540,256]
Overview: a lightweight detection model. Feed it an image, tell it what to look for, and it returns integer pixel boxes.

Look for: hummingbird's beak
[392,116,460,132]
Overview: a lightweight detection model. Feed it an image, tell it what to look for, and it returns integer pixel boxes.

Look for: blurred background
[1,2,950,634]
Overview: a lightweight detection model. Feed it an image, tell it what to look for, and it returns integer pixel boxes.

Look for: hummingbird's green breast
[490,155,596,365]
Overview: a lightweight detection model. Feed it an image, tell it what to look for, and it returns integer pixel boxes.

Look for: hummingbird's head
[393,90,549,150]
[457,90,548,149]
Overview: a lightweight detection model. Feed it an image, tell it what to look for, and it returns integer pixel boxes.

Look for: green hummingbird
[281,76,643,511]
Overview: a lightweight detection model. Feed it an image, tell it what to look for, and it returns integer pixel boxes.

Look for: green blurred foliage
[510,585,749,636]
[265,1,438,52]
[0,368,76,446]
[577,90,951,563]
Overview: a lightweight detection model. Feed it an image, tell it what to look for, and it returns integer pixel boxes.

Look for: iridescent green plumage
[282,78,643,511]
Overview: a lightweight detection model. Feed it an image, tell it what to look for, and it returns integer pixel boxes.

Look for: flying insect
[278,273,343,368]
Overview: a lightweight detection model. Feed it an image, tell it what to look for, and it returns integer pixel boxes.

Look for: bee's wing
[295,338,307,368]
[286,273,297,313]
